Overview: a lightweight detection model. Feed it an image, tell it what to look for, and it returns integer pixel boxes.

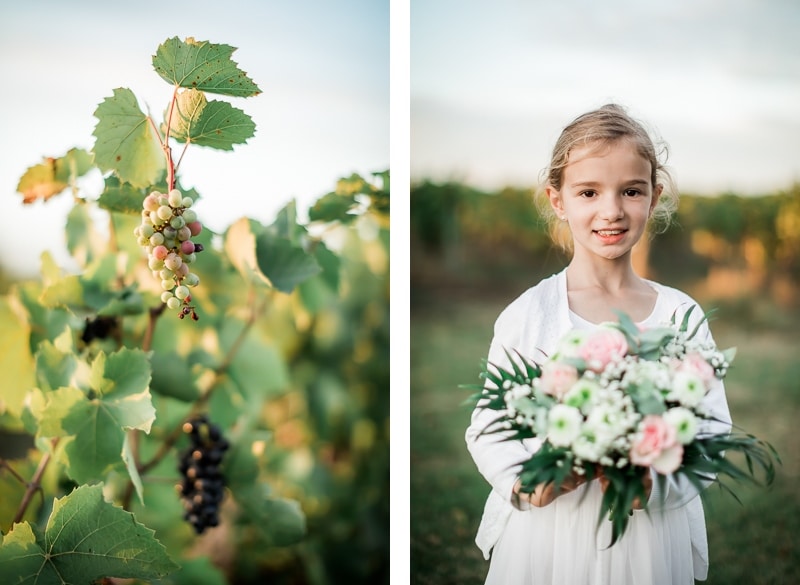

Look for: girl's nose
[599,194,624,221]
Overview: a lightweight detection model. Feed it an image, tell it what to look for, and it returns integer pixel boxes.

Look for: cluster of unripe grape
[134,188,204,320]
[177,415,229,534]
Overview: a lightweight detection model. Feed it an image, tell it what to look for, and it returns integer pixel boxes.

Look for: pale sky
[0,0,388,278]
[411,0,800,194]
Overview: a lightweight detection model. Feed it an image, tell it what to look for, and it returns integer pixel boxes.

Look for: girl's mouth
[593,229,627,243]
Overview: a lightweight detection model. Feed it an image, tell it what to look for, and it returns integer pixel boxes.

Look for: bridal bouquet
[467,308,778,545]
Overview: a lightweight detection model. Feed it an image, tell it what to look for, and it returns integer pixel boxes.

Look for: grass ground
[410,294,800,584]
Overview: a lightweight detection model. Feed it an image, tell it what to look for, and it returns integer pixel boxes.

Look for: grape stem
[13,438,60,524]
[164,85,180,191]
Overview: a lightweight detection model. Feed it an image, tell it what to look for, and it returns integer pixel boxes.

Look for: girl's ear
[650,183,663,215]
[547,185,565,219]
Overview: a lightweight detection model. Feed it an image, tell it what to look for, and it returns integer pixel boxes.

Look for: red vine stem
[163,85,180,191]
[13,438,60,524]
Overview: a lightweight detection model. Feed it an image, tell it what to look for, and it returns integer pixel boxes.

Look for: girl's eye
[623,189,641,197]
[580,190,596,198]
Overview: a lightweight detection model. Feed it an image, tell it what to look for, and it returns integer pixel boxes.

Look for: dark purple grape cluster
[177,415,229,534]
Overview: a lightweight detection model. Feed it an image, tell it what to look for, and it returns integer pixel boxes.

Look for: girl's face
[547,139,661,262]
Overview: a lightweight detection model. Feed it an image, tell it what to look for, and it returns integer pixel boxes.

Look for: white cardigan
[465,269,732,580]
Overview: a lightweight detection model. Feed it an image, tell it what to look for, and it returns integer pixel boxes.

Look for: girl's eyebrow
[569,179,649,189]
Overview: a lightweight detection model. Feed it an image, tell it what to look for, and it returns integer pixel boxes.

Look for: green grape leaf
[0,296,36,418]
[224,217,270,287]
[171,99,256,150]
[308,191,359,224]
[149,350,200,402]
[314,241,341,291]
[165,87,208,139]
[16,282,73,353]
[34,340,77,392]
[39,254,145,317]
[271,200,300,242]
[0,484,178,583]
[255,231,321,293]
[66,203,105,267]
[168,556,228,585]
[39,349,154,483]
[16,148,93,204]
[97,175,147,214]
[234,485,306,547]
[152,36,261,97]
[122,433,145,504]
[220,319,290,409]
[93,88,165,188]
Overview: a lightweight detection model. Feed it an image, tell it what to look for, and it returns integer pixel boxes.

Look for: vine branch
[138,292,269,477]
[13,438,60,524]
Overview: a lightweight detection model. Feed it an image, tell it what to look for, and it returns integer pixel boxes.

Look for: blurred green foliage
[411,180,800,313]
[0,173,389,585]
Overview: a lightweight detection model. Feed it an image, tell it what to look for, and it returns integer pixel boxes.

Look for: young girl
[465,104,732,585]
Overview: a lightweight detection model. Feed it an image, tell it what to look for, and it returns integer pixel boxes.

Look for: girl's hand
[597,467,653,510]
[514,471,588,508]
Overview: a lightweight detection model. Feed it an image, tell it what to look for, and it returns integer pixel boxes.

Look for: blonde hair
[536,104,678,251]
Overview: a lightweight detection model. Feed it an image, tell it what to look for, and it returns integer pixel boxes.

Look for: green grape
[160,268,174,280]
[184,273,200,287]
[182,197,194,208]
[141,224,155,238]
[167,296,181,310]
[149,257,164,271]
[182,209,197,223]
[150,232,165,246]
[175,285,190,300]
[170,215,186,230]
[161,279,175,291]
[157,205,173,221]
[168,189,183,207]
[161,291,174,304]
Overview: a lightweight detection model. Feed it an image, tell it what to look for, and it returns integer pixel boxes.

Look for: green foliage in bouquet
[466,308,780,547]
[1,35,390,584]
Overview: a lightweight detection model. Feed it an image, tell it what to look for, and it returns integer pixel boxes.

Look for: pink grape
[187,221,202,236]
[153,245,169,260]
[180,240,195,255]
[165,253,183,271]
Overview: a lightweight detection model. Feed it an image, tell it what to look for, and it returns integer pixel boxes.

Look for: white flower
[563,379,600,414]
[555,329,588,358]
[547,404,583,447]
[663,407,699,444]
[572,432,605,462]
[669,371,706,407]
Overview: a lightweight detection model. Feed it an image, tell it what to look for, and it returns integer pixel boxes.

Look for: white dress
[466,270,732,585]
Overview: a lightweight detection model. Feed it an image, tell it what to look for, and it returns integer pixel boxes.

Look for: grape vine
[1,34,390,584]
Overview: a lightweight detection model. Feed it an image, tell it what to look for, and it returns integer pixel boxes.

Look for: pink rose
[578,328,628,372]
[539,361,579,399]
[630,415,684,474]
[673,352,715,387]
